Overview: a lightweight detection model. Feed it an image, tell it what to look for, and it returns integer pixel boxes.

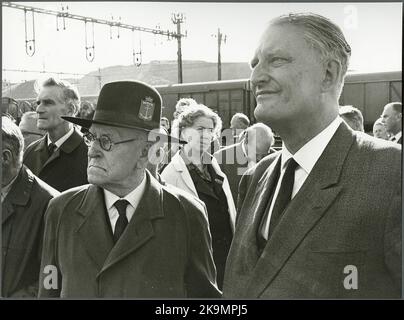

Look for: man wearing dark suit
[2,116,59,297]
[223,13,401,298]
[23,78,88,192]
[38,80,220,298]
[214,123,274,204]
[381,102,402,144]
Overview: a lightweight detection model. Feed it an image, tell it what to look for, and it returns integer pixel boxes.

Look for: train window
[205,92,218,109]
[365,82,389,121]
[390,81,402,102]
[230,90,243,114]
[191,93,204,104]
[341,83,365,112]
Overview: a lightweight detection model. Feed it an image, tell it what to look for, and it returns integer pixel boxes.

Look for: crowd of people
[1,12,402,298]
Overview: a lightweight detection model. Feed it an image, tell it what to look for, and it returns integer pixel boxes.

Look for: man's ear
[321,59,341,93]
[2,149,14,166]
[136,141,155,169]
[65,102,77,117]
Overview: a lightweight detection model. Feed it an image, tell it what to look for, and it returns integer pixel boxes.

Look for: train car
[155,71,402,132]
[340,71,402,131]
[154,79,255,128]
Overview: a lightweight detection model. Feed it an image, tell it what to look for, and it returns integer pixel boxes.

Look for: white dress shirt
[47,127,74,149]
[261,116,342,240]
[103,173,147,233]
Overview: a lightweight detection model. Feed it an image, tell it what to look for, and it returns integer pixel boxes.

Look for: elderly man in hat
[38,80,220,298]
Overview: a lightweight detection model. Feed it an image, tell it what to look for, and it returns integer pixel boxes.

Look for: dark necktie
[257,157,298,250]
[47,143,57,157]
[268,158,298,235]
[113,199,129,243]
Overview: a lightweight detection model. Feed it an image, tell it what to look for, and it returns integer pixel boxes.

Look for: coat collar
[74,170,164,275]
[34,129,84,169]
[245,122,354,297]
[171,151,198,196]
[2,166,34,224]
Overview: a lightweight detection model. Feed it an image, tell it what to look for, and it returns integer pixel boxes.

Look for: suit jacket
[23,129,88,192]
[213,143,248,203]
[2,165,59,297]
[223,122,402,298]
[38,170,220,298]
[161,151,237,233]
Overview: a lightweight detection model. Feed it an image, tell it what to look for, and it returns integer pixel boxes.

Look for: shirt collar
[103,172,147,212]
[393,131,402,141]
[47,127,74,148]
[281,116,342,174]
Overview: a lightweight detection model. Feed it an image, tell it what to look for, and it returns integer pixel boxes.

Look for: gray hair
[385,102,402,115]
[173,98,198,119]
[36,77,81,115]
[339,105,364,132]
[242,122,274,146]
[373,118,385,127]
[231,113,250,127]
[2,115,24,165]
[270,13,351,97]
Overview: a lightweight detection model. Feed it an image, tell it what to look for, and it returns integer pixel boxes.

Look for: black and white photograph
[1,0,402,303]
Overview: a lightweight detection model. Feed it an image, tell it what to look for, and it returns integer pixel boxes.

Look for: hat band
[93,110,157,130]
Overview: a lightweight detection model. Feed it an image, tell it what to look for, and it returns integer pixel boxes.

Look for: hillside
[3,60,251,99]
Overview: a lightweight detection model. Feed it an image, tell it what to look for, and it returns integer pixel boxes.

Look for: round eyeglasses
[83,132,140,151]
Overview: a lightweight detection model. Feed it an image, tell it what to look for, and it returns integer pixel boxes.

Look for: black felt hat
[62,80,184,144]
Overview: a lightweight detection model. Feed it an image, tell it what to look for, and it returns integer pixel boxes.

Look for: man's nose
[250,64,269,88]
[36,103,44,113]
[87,141,102,158]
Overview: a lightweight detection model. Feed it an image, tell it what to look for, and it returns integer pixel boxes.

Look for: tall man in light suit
[38,80,220,298]
[223,13,401,298]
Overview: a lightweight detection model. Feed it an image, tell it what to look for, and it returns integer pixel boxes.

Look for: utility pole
[172,13,185,83]
[215,28,226,81]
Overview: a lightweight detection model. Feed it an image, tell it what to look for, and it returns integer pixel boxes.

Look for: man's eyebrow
[37,98,55,104]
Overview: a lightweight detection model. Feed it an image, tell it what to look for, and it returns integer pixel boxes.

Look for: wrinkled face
[181,116,215,154]
[251,24,324,126]
[373,123,389,140]
[87,124,145,190]
[381,105,400,133]
[36,86,70,131]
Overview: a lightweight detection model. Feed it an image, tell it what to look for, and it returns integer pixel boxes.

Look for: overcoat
[2,166,59,297]
[38,171,220,298]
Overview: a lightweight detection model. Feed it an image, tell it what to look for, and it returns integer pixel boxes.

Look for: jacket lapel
[237,154,282,268]
[246,123,354,297]
[41,129,85,170]
[172,152,198,196]
[75,185,114,270]
[33,136,50,173]
[98,172,164,275]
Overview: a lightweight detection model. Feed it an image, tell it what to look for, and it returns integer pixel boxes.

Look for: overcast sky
[2,1,402,82]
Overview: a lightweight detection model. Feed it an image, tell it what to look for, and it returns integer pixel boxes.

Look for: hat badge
[138,96,155,121]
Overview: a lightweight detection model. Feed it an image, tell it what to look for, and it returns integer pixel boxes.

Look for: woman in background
[161,104,236,290]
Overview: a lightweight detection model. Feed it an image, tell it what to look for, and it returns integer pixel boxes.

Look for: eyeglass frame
[83,131,141,151]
